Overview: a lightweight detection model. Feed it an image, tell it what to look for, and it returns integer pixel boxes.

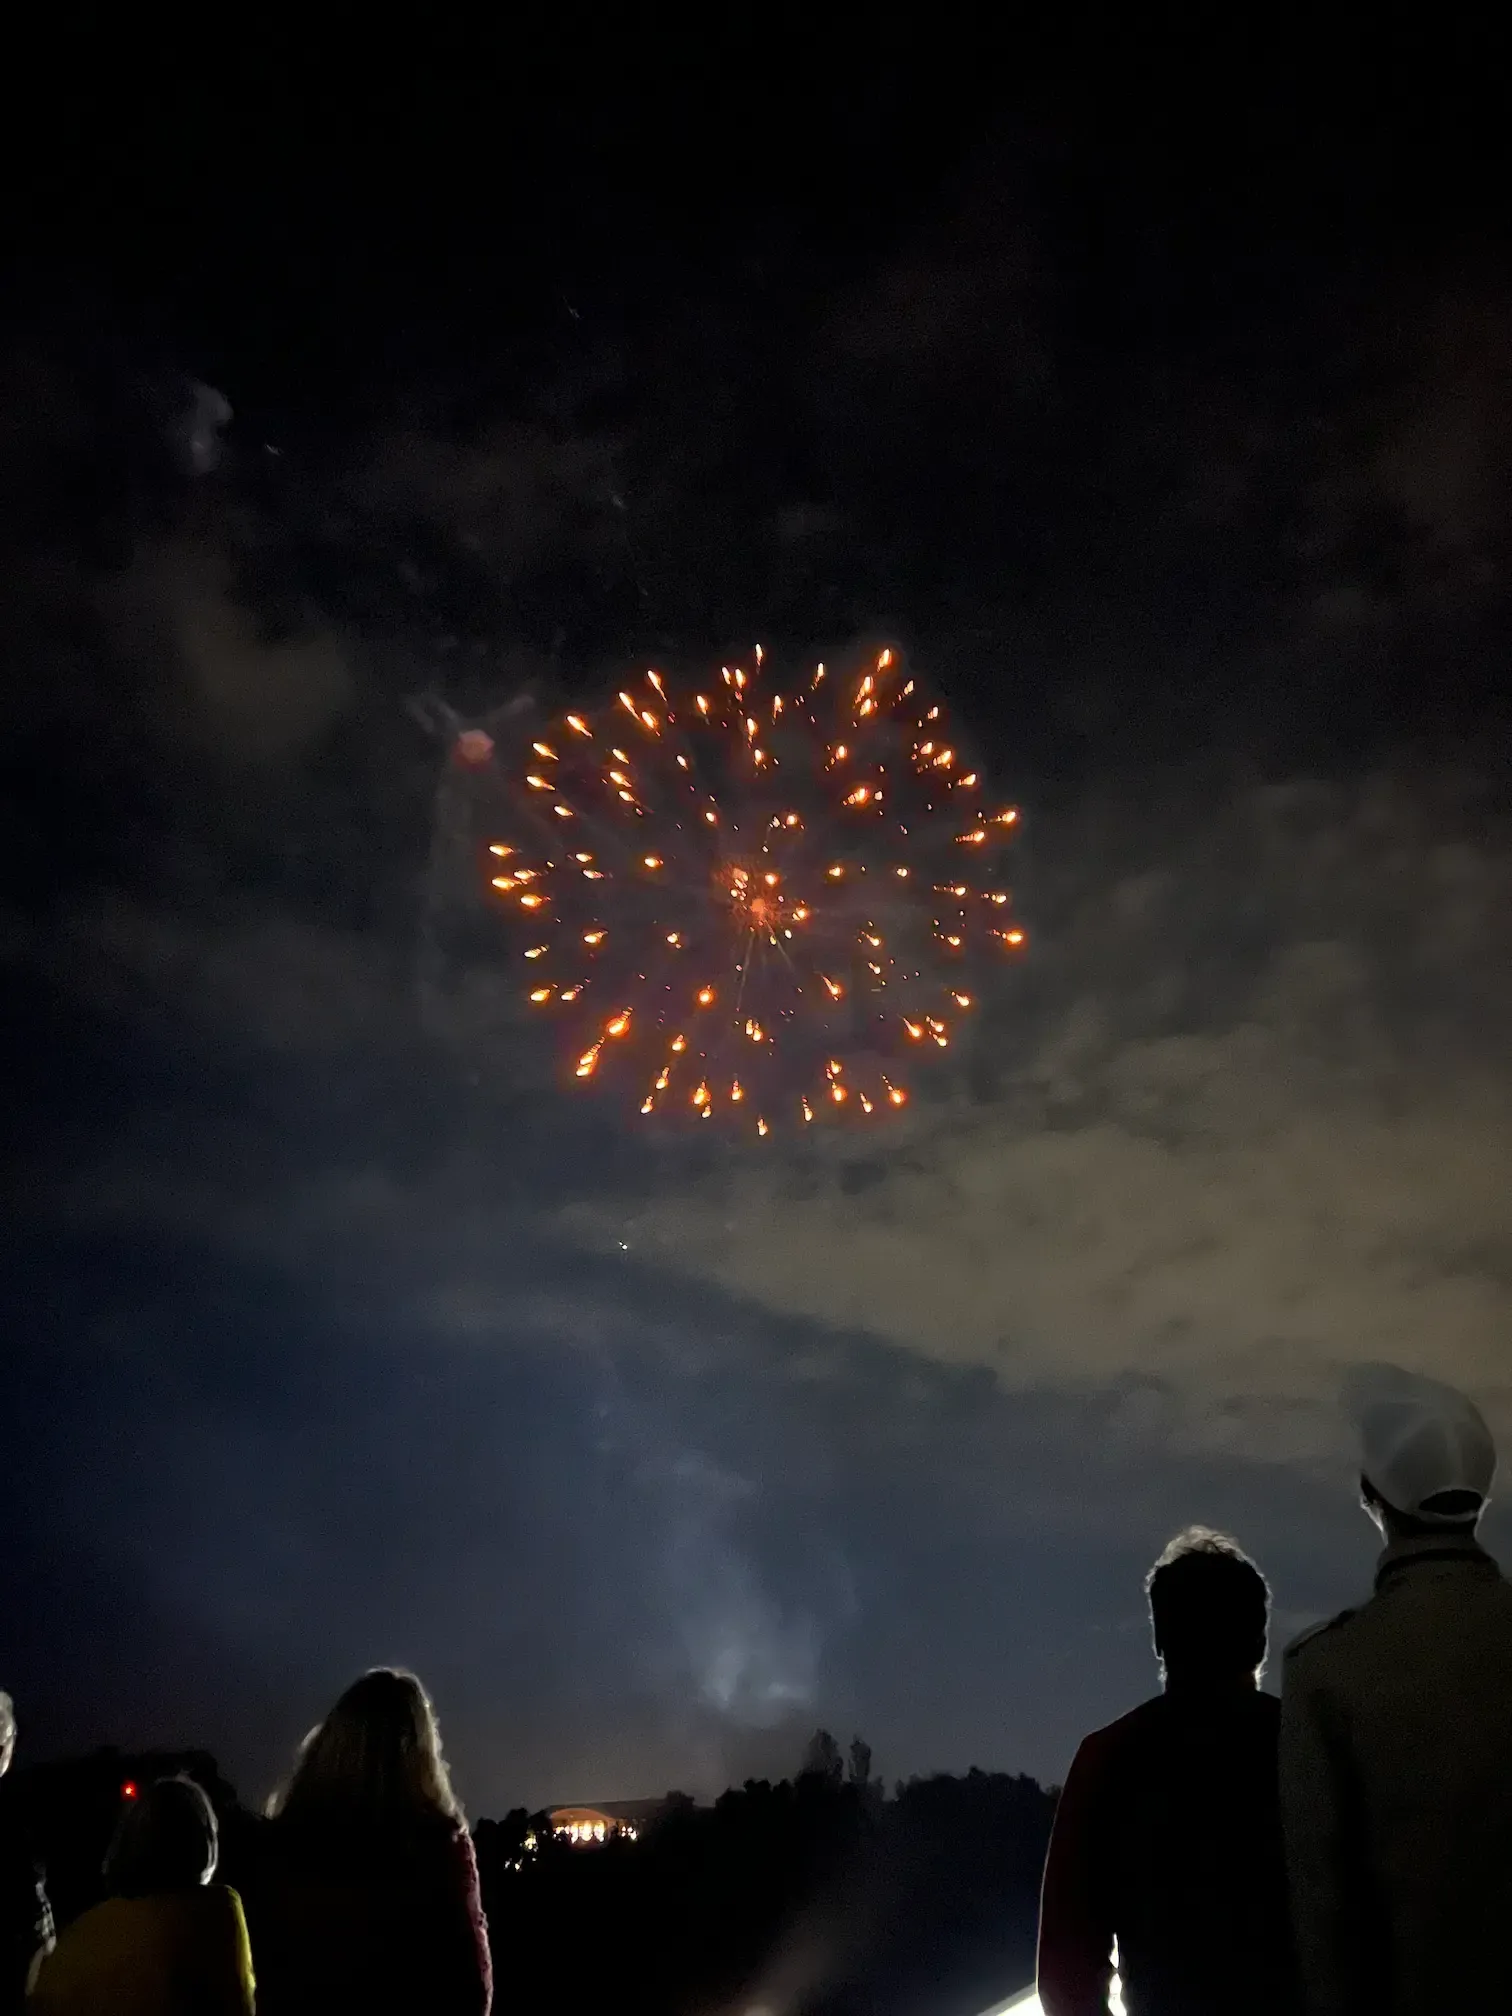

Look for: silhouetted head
[269,1667,463,1828]
[0,1692,14,1778]
[104,1777,218,1895]
[1354,1371,1494,1541]
[1146,1527,1269,1688]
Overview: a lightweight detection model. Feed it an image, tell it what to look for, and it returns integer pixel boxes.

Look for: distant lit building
[546,1798,668,1846]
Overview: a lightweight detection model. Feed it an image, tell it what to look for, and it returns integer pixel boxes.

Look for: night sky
[5,21,1512,1814]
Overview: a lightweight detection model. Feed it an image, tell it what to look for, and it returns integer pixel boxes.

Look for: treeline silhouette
[11,1733,1054,2016]
[477,1734,1053,2016]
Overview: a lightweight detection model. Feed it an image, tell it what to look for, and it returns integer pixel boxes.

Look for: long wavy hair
[268,1668,464,1829]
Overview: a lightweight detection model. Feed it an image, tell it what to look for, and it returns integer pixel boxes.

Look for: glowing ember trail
[472,646,1025,1132]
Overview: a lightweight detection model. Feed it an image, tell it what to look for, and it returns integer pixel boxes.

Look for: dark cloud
[575,764,1512,1464]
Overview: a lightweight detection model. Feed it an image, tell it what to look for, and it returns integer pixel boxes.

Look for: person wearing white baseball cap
[1280,1368,1512,2016]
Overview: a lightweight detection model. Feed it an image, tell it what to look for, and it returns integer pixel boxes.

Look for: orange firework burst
[478,646,1024,1132]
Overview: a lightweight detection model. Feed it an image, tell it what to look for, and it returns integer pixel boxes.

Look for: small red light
[121,1780,138,1801]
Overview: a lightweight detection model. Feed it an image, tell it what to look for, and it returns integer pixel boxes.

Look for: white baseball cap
[1352,1368,1496,1525]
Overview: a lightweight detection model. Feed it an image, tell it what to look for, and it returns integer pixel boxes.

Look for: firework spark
[475,647,1024,1132]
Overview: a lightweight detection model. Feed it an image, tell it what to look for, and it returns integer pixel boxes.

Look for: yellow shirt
[28,1886,254,2016]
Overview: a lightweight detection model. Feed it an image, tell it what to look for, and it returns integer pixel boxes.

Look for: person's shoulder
[1070,1695,1163,1768]
[200,1882,248,1924]
[362,1818,475,1902]
[79,1894,134,1924]
[50,1895,118,1938]
[360,1814,467,1871]
[1283,1605,1360,1667]
[125,1888,214,1931]
[261,1813,350,1875]
[36,1893,126,1971]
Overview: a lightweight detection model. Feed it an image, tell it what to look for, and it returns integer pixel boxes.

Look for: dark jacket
[1281,1530,1512,2016]
[1038,1686,1298,2016]
[0,1783,52,2016]
[244,1814,491,2016]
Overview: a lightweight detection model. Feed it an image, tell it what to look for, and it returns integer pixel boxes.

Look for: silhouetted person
[0,1692,51,2016]
[28,1774,252,2015]
[1281,1370,1512,2016]
[1037,1528,1297,2016]
[246,1666,491,2016]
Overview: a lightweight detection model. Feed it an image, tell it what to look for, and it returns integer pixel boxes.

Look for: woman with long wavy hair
[245,1669,490,2016]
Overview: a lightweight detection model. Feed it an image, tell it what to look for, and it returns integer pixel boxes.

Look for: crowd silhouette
[4,1369,1511,2016]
